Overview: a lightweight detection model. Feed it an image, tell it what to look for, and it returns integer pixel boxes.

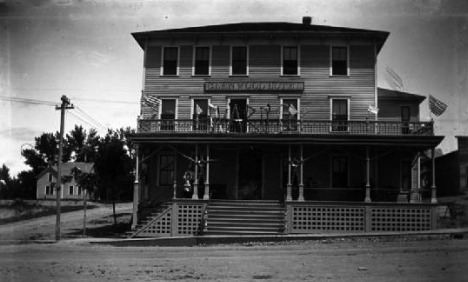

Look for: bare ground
[0,237,467,281]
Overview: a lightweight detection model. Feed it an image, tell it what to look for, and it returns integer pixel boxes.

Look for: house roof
[36,162,94,179]
[378,88,426,103]
[132,21,389,52]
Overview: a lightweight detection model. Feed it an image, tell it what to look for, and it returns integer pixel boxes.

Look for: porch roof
[129,133,444,149]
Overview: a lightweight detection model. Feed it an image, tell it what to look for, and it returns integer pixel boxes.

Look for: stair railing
[197,202,209,235]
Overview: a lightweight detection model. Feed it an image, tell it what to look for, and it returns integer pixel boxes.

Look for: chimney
[302,16,312,25]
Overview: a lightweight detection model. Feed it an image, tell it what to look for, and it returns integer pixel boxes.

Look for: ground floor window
[401,160,411,192]
[45,185,53,195]
[158,153,175,186]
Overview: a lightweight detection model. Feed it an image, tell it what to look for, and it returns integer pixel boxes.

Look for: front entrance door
[238,148,263,200]
[229,99,247,133]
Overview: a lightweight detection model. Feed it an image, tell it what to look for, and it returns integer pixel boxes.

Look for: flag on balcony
[367,105,379,115]
[385,66,404,91]
[141,93,161,112]
[288,104,297,115]
[208,102,218,118]
[196,103,204,115]
[429,95,447,116]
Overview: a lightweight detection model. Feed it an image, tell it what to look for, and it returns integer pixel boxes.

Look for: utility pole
[55,95,74,241]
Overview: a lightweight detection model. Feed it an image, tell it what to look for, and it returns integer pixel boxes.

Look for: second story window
[282,46,298,75]
[331,99,349,132]
[231,46,248,75]
[162,47,178,75]
[281,99,299,131]
[331,46,348,76]
[193,99,208,130]
[194,47,210,75]
[161,99,176,130]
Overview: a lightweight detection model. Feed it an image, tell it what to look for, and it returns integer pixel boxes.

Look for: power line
[74,105,107,131]
[0,95,56,106]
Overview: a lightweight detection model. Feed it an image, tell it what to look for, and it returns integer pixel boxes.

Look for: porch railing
[138,118,434,136]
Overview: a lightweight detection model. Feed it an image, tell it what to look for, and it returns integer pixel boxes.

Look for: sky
[0,0,467,175]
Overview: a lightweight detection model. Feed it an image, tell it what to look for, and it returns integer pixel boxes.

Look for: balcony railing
[137,118,434,136]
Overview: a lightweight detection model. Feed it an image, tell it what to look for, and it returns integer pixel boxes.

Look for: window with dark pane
[282,99,298,131]
[283,46,298,75]
[161,99,176,130]
[332,46,348,75]
[159,154,175,186]
[193,99,209,130]
[232,46,247,75]
[163,47,178,75]
[332,99,348,131]
[194,47,210,75]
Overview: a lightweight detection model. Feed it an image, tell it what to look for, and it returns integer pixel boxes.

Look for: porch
[138,119,434,136]
[128,199,438,238]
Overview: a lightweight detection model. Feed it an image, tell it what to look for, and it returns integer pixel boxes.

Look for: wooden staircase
[126,202,172,238]
[204,200,286,235]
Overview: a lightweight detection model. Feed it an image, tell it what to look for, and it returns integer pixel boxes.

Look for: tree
[72,166,97,237]
[94,128,135,224]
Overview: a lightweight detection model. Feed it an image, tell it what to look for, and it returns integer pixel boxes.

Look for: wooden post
[431,148,437,203]
[365,146,372,203]
[298,144,305,201]
[83,189,87,237]
[192,144,199,200]
[132,145,140,229]
[286,145,293,201]
[203,144,210,200]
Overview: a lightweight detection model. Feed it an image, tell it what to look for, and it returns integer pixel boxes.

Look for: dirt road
[0,203,133,241]
[0,237,467,281]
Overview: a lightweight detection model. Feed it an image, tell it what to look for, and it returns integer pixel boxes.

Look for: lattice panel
[139,211,172,237]
[370,207,432,231]
[292,206,365,233]
[177,204,203,235]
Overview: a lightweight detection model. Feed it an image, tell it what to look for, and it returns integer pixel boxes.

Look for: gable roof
[378,87,426,103]
[36,162,94,179]
[132,21,389,52]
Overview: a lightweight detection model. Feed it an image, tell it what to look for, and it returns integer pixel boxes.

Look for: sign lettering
[204,81,304,92]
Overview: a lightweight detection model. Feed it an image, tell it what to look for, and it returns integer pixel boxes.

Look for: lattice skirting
[136,202,205,238]
[138,210,172,237]
[370,207,432,232]
[177,204,203,235]
[291,206,365,233]
[290,205,435,233]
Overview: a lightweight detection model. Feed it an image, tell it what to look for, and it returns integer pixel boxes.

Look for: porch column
[192,144,199,200]
[132,145,140,229]
[203,144,210,200]
[410,153,421,203]
[365,146,372,203]
[298,144,305,201]
[286,145,293,201]
[431,147,437,203]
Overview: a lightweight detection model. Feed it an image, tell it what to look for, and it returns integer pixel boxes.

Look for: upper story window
[48,173,53,182]
[281,98,299,131]
[160,99,177,130]
[331,98,349,132]
[162,47,178,76]
[194,46,210,75]
[231,46,248,75]
[331,46,348,76]
[282,46,299,75]
[69,185,74,195]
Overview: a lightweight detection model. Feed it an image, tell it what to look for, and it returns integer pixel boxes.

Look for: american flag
[429,95,447,116]
[141,93,161,112]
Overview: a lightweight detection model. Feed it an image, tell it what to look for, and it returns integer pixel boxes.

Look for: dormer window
[282,46,299,75]
[193,46,210,75]
[162,47,178,76]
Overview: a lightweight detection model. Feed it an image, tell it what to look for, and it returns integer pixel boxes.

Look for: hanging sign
[204,81,304,92]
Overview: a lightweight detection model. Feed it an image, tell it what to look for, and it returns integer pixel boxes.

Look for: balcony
[137,118,434,136]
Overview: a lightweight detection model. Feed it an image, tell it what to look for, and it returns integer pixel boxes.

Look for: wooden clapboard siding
[378,100,421,122]
[212,45,230,78]
[249,45,281,77]
[142,43,377,121]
